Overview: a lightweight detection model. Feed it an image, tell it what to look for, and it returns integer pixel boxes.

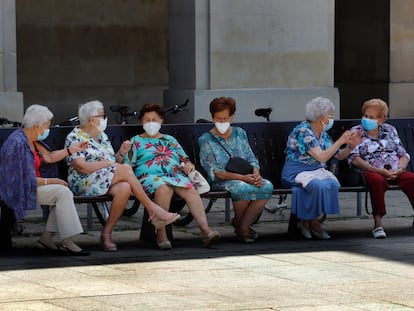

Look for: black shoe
[59,244,91,256]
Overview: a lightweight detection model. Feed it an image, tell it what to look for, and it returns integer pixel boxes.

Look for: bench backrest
[1,119,414,189]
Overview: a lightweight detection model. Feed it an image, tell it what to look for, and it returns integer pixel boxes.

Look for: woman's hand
[181,161,195,174]
[244,173,263,188]
[40,178,68,187]
[68,141,89,154]
[119,140,132,156]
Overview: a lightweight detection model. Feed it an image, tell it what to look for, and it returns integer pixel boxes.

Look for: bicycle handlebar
[0,117,21,127]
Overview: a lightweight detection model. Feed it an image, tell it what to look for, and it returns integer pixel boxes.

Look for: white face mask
[215,122,230,134]
[96,118,107,132]
[143,122,161,136]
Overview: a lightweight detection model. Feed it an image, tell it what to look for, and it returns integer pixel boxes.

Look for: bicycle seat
[109,105,129,113]
[255,108,273,121]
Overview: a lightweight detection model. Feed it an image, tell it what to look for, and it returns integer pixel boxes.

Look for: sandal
[202,231,220,247]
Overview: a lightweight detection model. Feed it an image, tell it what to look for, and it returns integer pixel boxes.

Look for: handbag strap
[208,132,233,158]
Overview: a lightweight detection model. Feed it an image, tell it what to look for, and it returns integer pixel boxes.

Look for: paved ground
[1,191,414,310]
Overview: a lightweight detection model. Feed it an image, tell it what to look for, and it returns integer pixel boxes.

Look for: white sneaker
[372,227,387,239]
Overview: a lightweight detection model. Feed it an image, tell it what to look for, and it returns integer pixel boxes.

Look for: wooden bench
[1,119,414,247]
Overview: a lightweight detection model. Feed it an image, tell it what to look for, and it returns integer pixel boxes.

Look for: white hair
[22,104,54,128]
[78,100,104,125]
[305,97,335,122]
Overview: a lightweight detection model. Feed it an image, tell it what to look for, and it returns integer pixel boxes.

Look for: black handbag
[208,133,253,175]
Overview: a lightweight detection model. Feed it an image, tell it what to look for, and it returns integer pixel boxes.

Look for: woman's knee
[109,182,132,197]
[155,185,174,199]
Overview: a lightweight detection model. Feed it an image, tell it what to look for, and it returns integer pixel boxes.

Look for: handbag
[187,170,211,194]
[208,133,253,175]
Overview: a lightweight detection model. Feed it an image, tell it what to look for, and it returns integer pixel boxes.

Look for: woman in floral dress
[65,100,179,252]
[126,103,220,250]
[198,97,273,243]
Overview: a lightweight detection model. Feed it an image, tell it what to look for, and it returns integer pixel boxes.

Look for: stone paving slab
[1,192,414,310]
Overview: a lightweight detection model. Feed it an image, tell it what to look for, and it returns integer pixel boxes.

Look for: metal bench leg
[225,198,231,223]
[356,192,362,216]
[87,203,93,230]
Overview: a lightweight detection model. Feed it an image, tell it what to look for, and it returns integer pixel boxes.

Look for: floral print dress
[198,127,273,202]
[65,127,117,196]
[126,134,194,195]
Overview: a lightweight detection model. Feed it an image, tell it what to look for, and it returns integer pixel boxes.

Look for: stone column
[0,0,23,122]
[165,0,338,123]
[389,0,414,117]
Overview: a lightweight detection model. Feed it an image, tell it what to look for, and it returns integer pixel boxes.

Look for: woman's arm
[308,130,357,163]
[71,157,116,175]
[36,141,88,164]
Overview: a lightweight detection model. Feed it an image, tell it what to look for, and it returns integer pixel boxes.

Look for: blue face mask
[37,128,50,141]
[361,117,378,131]
[322,118,334,132]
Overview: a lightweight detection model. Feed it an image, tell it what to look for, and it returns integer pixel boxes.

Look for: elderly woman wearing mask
[281,97,361,240]
[126,103,220,250]
[198,97,273,243]
[349,98,414,239]
[65,100,179,252]
[0,104,89,255]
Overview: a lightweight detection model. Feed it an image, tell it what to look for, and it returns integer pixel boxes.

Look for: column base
[0,92,24,122]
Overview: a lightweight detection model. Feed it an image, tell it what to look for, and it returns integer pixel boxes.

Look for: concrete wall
[16,0,168,124]
[166,0,337,122]
[0,0,23,122]
[389,0,414,117]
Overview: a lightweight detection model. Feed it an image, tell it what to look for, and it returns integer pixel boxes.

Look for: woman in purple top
[348,98,414,239]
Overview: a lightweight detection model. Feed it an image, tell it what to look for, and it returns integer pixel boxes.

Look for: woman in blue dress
[281,97,360,239]
[198,97,273,243]
[127,103,220,250]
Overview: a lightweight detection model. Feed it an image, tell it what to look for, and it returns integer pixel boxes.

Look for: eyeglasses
[93,114,107,119]
[326,115,334,119]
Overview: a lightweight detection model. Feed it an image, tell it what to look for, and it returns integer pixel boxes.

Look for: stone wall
[389,0,414,117]
[16,0,168,124]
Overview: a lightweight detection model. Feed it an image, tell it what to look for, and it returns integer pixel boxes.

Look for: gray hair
[78,100,104,125]
[22,104,54,128]
[305,97,335,122]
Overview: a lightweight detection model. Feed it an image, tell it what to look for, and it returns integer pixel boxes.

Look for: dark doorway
[335,0,390,118]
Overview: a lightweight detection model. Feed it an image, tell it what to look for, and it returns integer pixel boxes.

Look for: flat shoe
[311,230,331,240]
[150,213,180,229]
[157,240,172,250]
[36,239,58,251]
[100,234,118,252]
[59,244,91,256]
[299,223,312,239]
[202,231,220,247]
[372,227,387,239]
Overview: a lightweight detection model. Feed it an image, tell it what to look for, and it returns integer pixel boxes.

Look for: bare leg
[99,181,131,251]
[238,199,267,234]
[106,182,131,235]
[153,185,174,243]
[175,187,213,236]
[232,200,250,228]
[374,215,383,229]
[110,164,178,223]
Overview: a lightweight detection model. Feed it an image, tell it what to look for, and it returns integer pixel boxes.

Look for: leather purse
[208,133,253,175]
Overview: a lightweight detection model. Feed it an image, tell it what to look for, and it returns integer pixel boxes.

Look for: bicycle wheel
[123,199,140,217]
[92,201,110,226]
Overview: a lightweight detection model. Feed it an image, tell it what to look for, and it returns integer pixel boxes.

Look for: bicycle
[0,117,21,127]
[110,99,189,124]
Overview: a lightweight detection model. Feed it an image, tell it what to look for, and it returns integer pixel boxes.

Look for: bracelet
[118,152,125,158]
[44,178,47,185]
[66,147,72,156]
[398,166,406,171]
